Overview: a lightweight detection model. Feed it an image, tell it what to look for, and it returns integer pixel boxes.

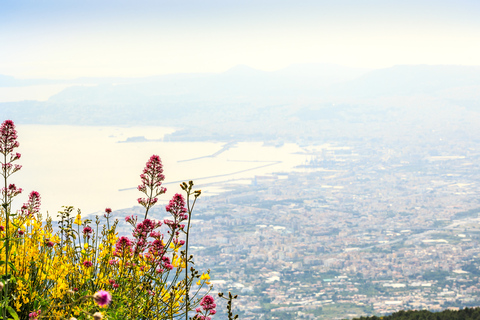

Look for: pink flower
[115,236,133,255]
[28,310,41,320]
[2,184,22,200]
[200,295,216,311]
[166,193,188,221]
[83,261,93,268]
[83,226,93,238]
[93,290,112,307]
[105,208,112,214]
[0,120,20,155]
[21,191,41,216]
[137,155,167,214]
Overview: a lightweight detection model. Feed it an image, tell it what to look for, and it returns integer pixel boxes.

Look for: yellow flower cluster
[0,208,211,319]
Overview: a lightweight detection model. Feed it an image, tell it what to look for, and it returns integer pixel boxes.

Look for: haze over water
[12,125,309,217]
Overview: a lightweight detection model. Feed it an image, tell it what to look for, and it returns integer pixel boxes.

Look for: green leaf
[6,306,19,320]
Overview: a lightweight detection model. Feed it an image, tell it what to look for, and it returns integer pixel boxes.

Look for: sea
[11,124,313,217]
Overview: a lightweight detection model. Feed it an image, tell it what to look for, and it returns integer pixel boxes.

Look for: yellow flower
[169,242,182,252]
[197,273,211,285]
[73,214,82,225]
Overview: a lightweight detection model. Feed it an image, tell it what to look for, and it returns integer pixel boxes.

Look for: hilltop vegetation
[354,307,480,320]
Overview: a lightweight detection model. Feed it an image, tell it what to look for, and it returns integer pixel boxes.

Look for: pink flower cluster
[2,183,22,203]
[137,155,166,210]
[28,310,41,320]
[83,226,93,238]
[21,190,42,216]
[109,279,119,289]
[0,120,19,156]
[194,295,217,320]
[114,236,133,256]
[164,193,188,233]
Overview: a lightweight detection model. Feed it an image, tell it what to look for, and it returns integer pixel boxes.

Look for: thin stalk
[184,190,198,320]
[3,151,9,320]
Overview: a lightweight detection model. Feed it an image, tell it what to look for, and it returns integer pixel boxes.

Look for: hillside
[354,308,480,320]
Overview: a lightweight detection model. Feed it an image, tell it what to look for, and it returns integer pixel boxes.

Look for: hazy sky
[2,0,480,78]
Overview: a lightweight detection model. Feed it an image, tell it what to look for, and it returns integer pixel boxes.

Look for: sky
[1,0,480,79]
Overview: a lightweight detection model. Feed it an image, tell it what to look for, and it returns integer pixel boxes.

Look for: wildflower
[105,208,112,214]
[197,273,211,285]
[115,236,133,255]
[2,183,22,200]
[22,190,41,215]
[46,241,54,247]
[74,213,82,225]
[28,310,41,320]
[200,295,216,311]
[0,226,3,232]
[93,290,112,307]
[166,193,188,221]
[83,261,93,268]
[149,239,165,256]
[0,120,20,155]
[18,229,24,236]
[137,155,167,215]
[83,226,93,238]
[10,152,21,161]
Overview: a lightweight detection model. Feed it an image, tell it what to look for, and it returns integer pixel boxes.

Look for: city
[113,130,480,319]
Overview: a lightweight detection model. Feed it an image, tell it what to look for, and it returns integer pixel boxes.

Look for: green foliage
[353,307,480,320]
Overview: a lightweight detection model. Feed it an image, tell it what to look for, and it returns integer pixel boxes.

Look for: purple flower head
[93,290,112,307]
[0,120,20,156]
[166,193,188,221]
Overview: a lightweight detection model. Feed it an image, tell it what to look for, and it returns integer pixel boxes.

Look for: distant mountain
[2,64,480,137]
[4,64,479,104]
[331,65,480,98]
